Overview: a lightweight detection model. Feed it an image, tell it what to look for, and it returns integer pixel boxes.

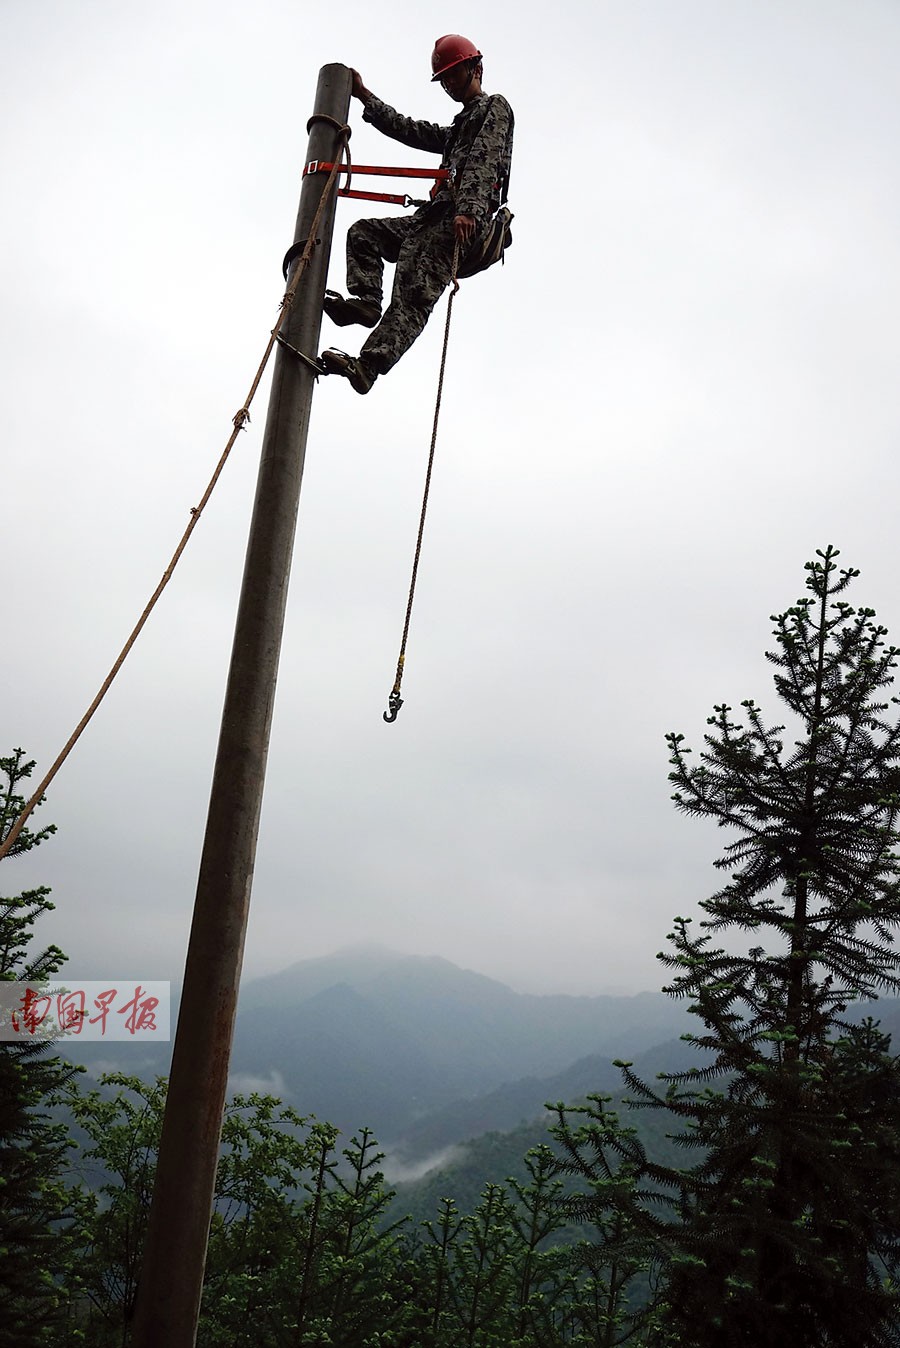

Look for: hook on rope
[383,689,404,723]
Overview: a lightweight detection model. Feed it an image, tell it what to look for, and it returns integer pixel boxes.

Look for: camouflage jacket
[361,92,514,223]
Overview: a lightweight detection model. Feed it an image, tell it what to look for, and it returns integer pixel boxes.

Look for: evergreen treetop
[633,547,900,1346]
[664,544,900,1039]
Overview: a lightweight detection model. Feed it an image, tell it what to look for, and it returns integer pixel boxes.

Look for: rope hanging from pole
[383,241,460,724]
[0,125,352,864]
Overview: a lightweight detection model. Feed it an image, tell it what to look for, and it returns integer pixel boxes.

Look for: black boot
[323,291,381,328]
[321,348,376,395]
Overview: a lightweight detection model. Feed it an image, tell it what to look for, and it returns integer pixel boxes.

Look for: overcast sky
[4,0,900,997]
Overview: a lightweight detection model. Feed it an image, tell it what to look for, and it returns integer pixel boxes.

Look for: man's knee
[347,218,379,250]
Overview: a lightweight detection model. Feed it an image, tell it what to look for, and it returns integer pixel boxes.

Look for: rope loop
[307,115,352,138]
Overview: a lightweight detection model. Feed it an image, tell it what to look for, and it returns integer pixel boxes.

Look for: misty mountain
[229,945,691,1140]
[388,1033,708,1162]
[387,999,900,1212]
[59,945,900,1152]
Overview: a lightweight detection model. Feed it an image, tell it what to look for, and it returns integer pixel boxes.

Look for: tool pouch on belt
[456,206,514,280]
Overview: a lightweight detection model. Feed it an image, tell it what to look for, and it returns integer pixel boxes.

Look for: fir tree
[0,749,78,1347]
[628,547,900,1346]
[445,1183,518,1348]
[505,1145,572,1346]
[549,1095,658,1346]
[300,1125,412,1347]
[419,1195,462,1347]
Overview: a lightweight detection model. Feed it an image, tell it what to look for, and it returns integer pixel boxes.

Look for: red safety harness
[303,159,450,208]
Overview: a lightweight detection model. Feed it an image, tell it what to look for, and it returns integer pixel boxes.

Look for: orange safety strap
[303,160,450,208]
[304,160,450,181]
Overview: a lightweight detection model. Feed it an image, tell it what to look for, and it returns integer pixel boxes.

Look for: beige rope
[383,240,460,723]
[0,128,351,862]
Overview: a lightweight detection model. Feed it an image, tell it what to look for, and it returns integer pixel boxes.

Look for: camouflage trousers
[346,205,481,378]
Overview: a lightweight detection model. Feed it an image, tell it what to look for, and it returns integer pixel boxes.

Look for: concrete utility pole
[130,64,352,1348]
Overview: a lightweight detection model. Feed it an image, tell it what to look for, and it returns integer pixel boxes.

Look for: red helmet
[431,34,482,82]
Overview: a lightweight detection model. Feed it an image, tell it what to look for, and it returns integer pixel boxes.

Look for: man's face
[440,61,477,101]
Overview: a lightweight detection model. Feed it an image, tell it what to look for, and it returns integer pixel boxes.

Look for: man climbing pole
[321,35,514,394]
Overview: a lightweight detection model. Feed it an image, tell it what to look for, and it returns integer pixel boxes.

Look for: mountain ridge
[229,946,691,1140]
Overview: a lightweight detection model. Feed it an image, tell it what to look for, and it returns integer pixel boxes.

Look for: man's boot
[321,349,376,395]
[323,291,381,328]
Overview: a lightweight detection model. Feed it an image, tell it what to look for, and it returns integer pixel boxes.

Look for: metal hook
[383,690,404,723]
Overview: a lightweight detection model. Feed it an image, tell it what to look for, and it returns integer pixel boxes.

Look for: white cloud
[227,1070,287,1099]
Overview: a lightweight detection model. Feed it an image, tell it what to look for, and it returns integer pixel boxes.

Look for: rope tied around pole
[0,123,352,864]
[383,241,460,724]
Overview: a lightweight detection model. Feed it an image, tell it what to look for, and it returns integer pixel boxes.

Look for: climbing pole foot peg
[282,238,321,280]
[275,333,328,377]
